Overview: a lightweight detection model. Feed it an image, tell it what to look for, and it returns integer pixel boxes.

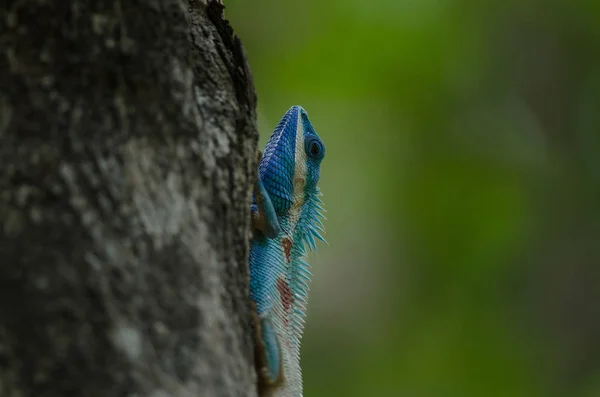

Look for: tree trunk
[0,1,258,396]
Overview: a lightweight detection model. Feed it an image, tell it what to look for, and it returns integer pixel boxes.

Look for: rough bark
[0,1,258,396]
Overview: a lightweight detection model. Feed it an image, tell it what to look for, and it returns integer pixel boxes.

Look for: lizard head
[259,105,325,219]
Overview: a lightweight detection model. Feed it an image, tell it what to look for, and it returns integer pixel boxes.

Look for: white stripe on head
[288,109,307,227]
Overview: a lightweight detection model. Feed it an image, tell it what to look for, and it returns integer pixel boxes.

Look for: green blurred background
[227,1,600,396]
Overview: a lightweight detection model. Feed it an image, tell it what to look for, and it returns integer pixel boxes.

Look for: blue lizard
[250,106,326,396]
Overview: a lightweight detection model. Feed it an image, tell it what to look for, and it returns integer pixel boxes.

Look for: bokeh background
[227,1,600,396]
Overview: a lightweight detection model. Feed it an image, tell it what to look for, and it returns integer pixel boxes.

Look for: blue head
[259,106,325,218]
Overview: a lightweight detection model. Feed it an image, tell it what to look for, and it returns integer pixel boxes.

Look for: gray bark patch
[0,0,259,396]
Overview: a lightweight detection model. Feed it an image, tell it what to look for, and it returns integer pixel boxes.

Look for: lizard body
[250,106,326,396]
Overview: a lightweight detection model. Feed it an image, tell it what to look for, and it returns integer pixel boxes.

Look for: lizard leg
[251,151,284,391]
[254,312,284,389]
[251,150,281,238]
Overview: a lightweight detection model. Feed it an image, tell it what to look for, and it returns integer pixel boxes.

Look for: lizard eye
[305,136,325,160]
